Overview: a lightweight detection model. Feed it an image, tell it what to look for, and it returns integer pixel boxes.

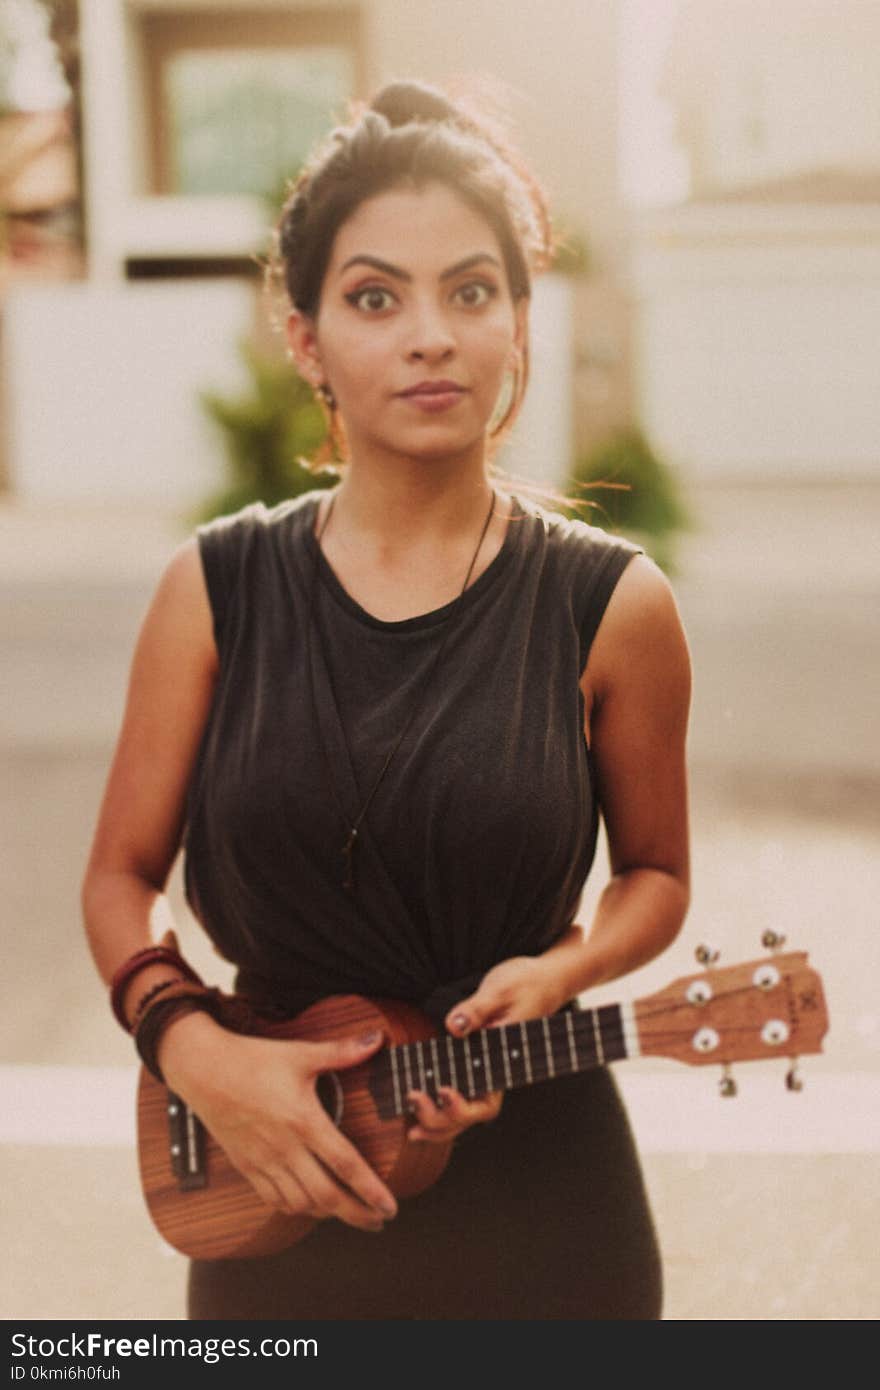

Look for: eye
[346,285,396,313]
[453,280,497,308]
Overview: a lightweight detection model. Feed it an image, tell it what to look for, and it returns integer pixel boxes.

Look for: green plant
[194,339,337,522]
[550,222,592,278]
[564,426,693,573]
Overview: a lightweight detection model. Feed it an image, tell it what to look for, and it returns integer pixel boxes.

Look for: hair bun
[369,80,459,129]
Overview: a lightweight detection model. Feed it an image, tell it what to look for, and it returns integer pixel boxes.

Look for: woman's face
[287,181,528,466]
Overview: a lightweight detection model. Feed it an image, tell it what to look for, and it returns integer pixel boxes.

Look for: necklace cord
[307,488,497,893]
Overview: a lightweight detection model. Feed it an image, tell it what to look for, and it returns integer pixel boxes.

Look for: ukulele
[137,946,828,1260]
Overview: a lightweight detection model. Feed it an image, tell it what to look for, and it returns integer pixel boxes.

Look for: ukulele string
[374,1015,633,1108]
[632,981,771,1023]
[371,1010,774,1112]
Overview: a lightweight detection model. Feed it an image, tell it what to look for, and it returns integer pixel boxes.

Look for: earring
[316,381,337,410]
[489,352,523,438]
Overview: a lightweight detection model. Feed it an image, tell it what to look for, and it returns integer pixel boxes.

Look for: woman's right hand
[156,1012,398,1233]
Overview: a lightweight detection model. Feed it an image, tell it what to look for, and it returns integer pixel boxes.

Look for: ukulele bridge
[166,1092,207,1190]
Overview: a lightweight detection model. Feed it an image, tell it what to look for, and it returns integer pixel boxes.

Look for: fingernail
[358,1030,381,1046]
[378,1199,397,1218]
[451,1014,468,1033]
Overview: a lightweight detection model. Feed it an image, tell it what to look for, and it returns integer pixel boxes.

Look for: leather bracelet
[133,985,222,1084]
[110,947,203,1032]
[130,975,186,1028]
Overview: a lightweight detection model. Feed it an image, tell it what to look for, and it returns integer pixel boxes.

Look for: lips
[399,380,466,397]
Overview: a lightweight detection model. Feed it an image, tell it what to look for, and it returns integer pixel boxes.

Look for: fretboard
[368,1003,639,1120]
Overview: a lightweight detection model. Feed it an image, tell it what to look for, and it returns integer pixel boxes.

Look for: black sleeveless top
[183,489,641,1025]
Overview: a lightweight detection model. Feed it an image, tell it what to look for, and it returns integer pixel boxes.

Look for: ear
[286,309,323,386]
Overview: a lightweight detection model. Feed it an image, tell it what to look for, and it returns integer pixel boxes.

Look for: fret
[598,1004,627,1064]
[571,1009,600,1075]
[429,1036,442,1096]
[549,1013,575,1078]
[592,1008,604,1066]
[462,1035,475,1099]
[445,1034,458,1093]
[471,1047,484,1089]
[499,1023,513,1089]
[378,1002,625,1121]
[541,1017,555,1078]
[480,1028,493,1092]
[565,1010,578,1072]
[401,1043,414,1098]
[390,1046,403,1118]
[501,1022,528,1088]
[520,1021,533,1085]
[414,1040,427,1091]
[484,1025,509,1093]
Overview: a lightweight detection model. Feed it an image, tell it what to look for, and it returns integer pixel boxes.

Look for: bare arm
[81,538,218,997]
[408,554,691,1142]
[81,539,397,1229]
[541,552,692,996]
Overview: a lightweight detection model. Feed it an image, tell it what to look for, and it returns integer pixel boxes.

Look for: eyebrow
[338,252,503,282]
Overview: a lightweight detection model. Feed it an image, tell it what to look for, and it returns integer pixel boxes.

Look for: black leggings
[187,1067,662,1321]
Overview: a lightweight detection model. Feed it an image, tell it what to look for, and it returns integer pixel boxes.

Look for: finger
[406,1089,446,1144]
[474,1090,504,1125]
[406,1089,452,1134]
[407,1087,497,1143]
[307,1109,398,1220]
[446,990,503,1037]
[239,1162,311,1217]
[434,1086,477,1126]
[435,1086,502,1127]
[304,1028,385,1074]
[293,1148,387,1232]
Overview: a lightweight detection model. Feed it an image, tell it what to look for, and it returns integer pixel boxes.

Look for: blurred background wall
[3,0,880,504]
[1,0,627,506]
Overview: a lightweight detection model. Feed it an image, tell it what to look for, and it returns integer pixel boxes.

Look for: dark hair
[264,78,556,460]
[273,80,553,316]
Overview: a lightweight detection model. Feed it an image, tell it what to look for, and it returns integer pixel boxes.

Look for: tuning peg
[719,1064,737,1098]
[695,943,720,966]
[785,1061,804,1092]
[762,930,787,951]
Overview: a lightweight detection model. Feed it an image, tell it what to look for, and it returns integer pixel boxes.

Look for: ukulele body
[137,994,451,1260]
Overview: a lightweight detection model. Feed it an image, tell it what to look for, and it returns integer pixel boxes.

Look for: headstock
[634,937,828,1096]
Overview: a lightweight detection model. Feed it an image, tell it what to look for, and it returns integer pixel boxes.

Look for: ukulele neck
[369,1002,639,1119]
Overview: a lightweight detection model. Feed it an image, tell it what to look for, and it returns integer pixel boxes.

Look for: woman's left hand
[406,955,570,1144]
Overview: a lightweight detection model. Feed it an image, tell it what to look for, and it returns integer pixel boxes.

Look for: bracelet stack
[109,945,203,1032]
[110,944,221,1085]
[133,982,224,1084]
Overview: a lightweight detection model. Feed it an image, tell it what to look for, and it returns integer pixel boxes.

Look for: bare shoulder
[583,553,691,714]
[596,552,683,640]
[138,535,217,676]
[82,538,218,886]
[152,534,210,613]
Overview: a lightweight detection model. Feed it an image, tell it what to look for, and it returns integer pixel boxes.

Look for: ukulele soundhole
[316,1070,344,1127]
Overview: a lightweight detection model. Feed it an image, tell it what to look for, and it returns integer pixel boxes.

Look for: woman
[81,80,691,1320]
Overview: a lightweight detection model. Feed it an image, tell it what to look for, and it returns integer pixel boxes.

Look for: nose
[404,299,456,363]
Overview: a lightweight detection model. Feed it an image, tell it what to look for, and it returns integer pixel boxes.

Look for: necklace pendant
[342,827,359,893]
